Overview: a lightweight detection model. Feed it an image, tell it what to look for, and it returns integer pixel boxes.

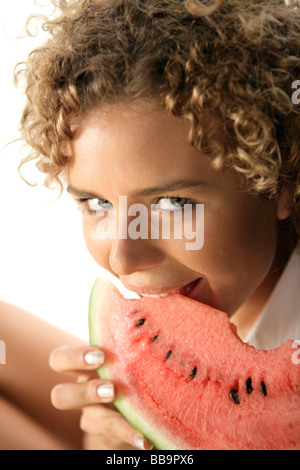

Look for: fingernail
[84,351,105,365]
[96,383,114,399]
[133,435,146,450]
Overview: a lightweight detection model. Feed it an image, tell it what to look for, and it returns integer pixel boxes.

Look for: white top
[244,240,300,350]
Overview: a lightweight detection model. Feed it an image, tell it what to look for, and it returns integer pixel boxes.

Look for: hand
[49,345,153,450]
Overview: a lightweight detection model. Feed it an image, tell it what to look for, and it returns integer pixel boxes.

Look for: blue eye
[153,197,190,211]
[77,197,113,216]
[87,198,112,212]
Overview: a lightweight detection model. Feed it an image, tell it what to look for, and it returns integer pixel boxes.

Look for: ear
[276,186,294,221]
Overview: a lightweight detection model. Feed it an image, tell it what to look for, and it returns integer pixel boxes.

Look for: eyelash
[76,198,110,216]
[75,195,194,217]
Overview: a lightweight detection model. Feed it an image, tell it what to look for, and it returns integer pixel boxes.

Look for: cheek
[179,198,277,292]
[204,200,277,276]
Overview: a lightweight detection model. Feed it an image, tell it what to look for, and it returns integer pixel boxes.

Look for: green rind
[88,276,107,346]
[98,364,177,450]
[88,276,178,451]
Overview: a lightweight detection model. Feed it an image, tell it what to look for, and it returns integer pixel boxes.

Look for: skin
[47,103,294,450]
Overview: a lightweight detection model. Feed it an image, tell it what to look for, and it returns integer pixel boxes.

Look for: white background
[0,0,103,340]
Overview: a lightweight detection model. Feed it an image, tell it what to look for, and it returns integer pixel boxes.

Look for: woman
[2,0,300,449]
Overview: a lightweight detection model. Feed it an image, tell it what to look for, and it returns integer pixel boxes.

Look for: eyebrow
[67,180,204,200]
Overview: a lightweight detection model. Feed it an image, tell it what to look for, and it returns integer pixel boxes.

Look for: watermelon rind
[88,276,177,450]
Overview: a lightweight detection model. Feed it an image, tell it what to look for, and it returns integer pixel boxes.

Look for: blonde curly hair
[16,0,300,235]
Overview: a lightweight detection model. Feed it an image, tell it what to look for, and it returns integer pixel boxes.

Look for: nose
[109,237,164,276]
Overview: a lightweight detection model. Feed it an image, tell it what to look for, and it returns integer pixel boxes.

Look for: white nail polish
[84,351,105,365]
[96,383,114,399]
[133,436,145,450]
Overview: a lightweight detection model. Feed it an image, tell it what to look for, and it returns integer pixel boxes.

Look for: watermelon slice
[88,275,300,450]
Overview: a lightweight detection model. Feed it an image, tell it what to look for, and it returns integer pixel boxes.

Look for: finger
[49,345,105,373]
[51,379,115,409]
[80,405,153,450]
[83,434,136,450]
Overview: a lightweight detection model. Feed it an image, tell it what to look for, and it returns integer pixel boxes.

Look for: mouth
[125,278,202,300]
[174,277,202,300]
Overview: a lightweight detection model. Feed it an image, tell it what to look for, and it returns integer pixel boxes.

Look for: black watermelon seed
[230,389,240,404]
[260,381,267,397]
[189,367,197,381]
[165,350,172,361]
[135,318,145,327]
[150,334,158,343]
[245,378,253,394]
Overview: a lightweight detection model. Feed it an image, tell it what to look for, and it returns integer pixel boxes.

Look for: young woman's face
[67,104,280,318]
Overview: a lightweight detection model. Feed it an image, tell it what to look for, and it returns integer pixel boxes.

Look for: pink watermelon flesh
[88,276,300,450]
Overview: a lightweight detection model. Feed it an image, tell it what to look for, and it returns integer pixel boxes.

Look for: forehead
[66,104,215,195]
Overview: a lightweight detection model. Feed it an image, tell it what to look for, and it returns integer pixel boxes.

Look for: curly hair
[16,0,300,234]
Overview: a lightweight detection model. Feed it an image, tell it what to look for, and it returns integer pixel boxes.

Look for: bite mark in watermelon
[88,275,300,450]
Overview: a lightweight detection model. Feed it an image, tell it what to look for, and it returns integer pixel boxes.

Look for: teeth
[141,293,170,298]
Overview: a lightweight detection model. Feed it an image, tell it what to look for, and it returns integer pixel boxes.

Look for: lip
[123,277,202,296]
